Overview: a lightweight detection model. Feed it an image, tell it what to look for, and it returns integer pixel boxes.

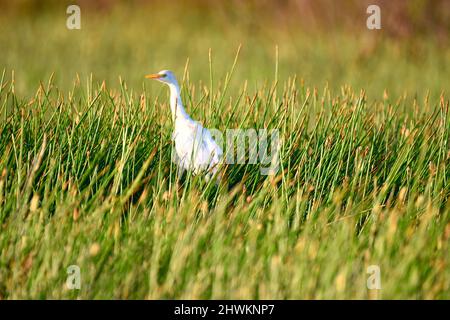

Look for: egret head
[145,70,178,86]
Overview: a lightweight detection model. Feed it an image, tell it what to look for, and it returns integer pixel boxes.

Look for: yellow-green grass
[0,67,448,298]
[0,4,449,299]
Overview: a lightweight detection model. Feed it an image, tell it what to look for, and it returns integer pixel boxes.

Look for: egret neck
[168,82,191,123]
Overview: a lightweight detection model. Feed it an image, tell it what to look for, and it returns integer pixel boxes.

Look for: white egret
[145,70,222,181]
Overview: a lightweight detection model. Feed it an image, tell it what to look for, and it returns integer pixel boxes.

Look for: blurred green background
[0,0,449,99]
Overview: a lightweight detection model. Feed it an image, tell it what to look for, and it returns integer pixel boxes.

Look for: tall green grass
[0,61,448,298]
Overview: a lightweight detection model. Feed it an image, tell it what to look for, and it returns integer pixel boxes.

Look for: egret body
[146,70,222,181]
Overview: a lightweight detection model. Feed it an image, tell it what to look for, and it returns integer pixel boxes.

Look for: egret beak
[145,73,163,79]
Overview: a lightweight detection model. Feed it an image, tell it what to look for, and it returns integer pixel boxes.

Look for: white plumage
[146,70,222,181]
